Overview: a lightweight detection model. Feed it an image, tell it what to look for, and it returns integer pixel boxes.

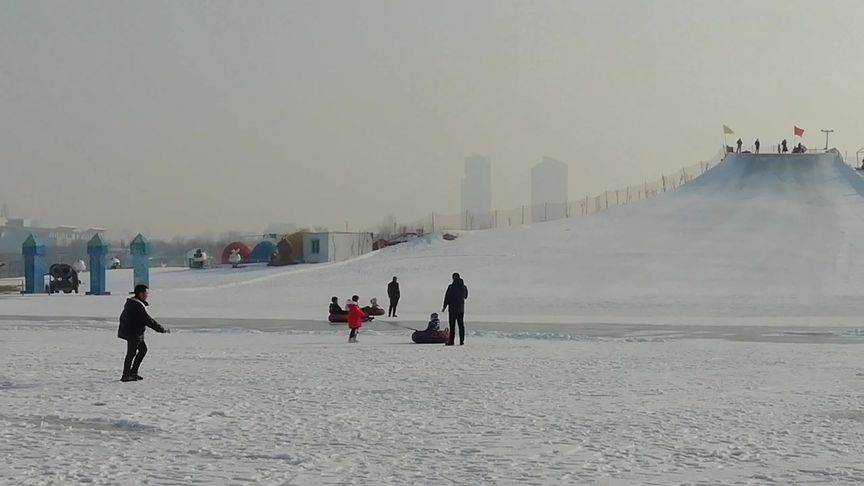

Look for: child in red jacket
[347,295,366,343]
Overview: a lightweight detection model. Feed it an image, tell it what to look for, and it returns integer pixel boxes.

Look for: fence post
[521,206,525,225]
[565,199,569,218]
[662,175,667,192]
[605,191,609,209]
[494,210,498,228]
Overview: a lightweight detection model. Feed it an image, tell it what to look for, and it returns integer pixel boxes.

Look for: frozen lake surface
[2,319,863,485]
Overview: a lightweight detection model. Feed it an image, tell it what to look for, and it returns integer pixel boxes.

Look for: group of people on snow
[732,138,806,154]
[330,273,469,345]
[116,273,470,382]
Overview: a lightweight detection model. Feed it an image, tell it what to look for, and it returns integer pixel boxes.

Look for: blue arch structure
[250,240,277,263]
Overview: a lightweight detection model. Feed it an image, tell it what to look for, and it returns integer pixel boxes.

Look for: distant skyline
[2,0,863,238]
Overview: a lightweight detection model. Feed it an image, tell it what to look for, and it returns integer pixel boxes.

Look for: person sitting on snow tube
[329,296,346,316]
[426,313,440,331]
[362,297,386,316]
[328,296,349,323]
[412,313,449,343]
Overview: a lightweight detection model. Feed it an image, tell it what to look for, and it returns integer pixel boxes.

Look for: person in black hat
[117,284,170,382]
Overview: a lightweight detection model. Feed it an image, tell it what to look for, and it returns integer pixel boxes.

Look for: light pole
[821,129,834,150]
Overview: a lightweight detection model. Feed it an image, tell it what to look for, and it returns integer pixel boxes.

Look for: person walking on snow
[387,276,400,317]
[117,284,170,382]
[754,139,760,154]
[442,273,469,346]
[347,295,365,343]
[781,139,788,153]
[736,138,743,153]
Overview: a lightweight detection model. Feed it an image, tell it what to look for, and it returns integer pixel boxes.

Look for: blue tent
[250,240,277,263]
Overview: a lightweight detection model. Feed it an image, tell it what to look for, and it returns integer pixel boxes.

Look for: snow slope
[3,152,864,325]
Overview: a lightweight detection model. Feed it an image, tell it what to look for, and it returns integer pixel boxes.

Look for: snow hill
[4,152,864,326]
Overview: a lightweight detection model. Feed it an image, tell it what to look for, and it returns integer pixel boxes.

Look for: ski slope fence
[397,149,728,234]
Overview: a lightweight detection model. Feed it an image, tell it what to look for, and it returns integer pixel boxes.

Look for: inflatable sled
[411,329,450,344]
[363,306,385,316]
[328,314,374,324]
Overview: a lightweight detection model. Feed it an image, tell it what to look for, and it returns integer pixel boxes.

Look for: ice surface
[1,322,864,485]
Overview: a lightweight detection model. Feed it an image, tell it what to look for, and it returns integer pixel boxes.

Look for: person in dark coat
[736,138,743,153]
[118,284,169,382]
[781,139,788,153]
[387,276,400,317]
[426,313,441,332]
[329,296,346,315]
[754,139,760,154]
[442,273,469,346]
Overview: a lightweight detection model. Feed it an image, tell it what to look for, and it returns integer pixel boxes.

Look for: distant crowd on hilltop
[726,138,806,155]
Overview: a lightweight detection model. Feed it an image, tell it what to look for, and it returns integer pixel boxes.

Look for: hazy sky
[2,0,862,239]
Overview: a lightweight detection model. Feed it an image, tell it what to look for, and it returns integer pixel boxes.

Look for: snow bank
[3,153,864,326]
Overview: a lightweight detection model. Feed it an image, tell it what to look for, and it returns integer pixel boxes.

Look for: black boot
[121,374,136,382]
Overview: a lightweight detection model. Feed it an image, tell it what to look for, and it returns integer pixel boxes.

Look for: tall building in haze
[531,157,569,222]
[461,155,492,228]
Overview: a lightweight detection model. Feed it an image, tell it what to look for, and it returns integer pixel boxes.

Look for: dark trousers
[388,297,399,317]
[123,339,148,376]
[448,312,465,345]
[349,328,358,340]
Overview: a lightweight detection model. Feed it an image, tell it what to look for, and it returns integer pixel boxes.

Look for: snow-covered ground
[3,153,864,327]
[2,320,863,485]
[4,153,864,484]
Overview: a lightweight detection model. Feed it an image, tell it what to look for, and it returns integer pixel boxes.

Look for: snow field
[2,323,863,485]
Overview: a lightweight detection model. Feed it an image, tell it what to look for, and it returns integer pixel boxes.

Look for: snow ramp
[5,153,864,326]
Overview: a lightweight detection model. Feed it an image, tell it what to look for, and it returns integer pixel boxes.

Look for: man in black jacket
[118,285,169,382]
[442,273,468,346]
[387,276,400,317]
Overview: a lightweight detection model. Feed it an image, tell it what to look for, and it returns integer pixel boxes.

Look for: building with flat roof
[531,157,569,223]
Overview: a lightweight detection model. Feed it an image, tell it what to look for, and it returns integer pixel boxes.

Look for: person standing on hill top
[117,284,170,382]
[736,138,743,153]
[442,273,469,346]
[387,276,400,317]
[781,139,788,153]
[754,139,760,154]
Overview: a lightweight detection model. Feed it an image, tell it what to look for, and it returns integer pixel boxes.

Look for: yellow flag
[723,124,735,135]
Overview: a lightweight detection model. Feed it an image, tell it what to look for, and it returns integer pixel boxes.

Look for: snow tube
[411,329,450,344]
[363,306,385,316]
[328,314,373,324]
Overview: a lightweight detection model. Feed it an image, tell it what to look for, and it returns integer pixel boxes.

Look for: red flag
[794,126,804,137]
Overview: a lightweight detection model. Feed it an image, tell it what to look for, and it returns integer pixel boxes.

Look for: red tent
[221,242,252,264]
